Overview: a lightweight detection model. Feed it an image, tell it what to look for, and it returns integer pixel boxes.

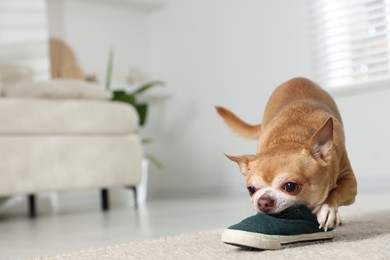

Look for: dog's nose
[258,195,275,213]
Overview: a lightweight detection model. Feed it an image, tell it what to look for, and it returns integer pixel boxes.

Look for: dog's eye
[283,182,300,194]
[247,186,256,196]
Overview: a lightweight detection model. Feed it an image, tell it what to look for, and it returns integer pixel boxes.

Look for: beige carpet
[39,209,390,259]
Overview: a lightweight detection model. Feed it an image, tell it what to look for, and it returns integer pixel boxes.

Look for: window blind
[0,0,50,81]
[310,0,390,88]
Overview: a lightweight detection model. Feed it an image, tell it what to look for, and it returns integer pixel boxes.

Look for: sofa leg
[28,194,36,218]
[101,189,109,211]
[127,186,138,209]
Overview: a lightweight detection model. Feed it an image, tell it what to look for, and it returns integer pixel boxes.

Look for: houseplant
[105,48,163,169]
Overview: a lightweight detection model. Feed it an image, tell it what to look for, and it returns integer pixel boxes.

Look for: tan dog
[216,77,357,231]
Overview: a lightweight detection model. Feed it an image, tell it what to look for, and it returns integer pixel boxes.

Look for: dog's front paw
[312,204,341,231]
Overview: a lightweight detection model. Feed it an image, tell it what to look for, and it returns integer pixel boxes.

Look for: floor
[0,191,389,259]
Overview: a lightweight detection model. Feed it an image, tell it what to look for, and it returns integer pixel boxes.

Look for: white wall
[335,90,390,192]
[45,0,388,202]
[48,0,312,199]
[146,0,312,198]
[0,0,50,81]
[47,0,150,80]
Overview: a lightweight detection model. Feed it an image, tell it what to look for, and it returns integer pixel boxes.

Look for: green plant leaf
[136,103,148,126]
[145,154,163,169]
[108,55,164,128]
[112,90,137,105]
[142,138,153,144]
[129,80,165,95]
[105,48,114,90]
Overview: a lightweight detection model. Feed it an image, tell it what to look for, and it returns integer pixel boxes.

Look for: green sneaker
[221,204,334,250]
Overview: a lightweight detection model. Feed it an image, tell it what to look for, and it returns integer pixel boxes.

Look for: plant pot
[137,159,149,206]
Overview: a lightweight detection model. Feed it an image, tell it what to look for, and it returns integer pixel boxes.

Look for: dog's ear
[225,154,256,175]
[306,117,333,161]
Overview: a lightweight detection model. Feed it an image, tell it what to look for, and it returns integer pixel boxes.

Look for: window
[310,0,390,89]
[0,0,50,81]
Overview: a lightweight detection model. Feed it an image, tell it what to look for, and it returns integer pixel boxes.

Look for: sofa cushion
[0,134,142,196]
[4,79,112,100]
[0,63,34,90]
[0,98,138,134]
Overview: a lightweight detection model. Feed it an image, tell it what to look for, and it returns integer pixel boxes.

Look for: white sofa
[0,63,143,217]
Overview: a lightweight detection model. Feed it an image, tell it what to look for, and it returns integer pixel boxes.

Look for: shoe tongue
[271,204,318,223]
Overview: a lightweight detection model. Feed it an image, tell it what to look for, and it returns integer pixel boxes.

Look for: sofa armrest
[0,98,139,134]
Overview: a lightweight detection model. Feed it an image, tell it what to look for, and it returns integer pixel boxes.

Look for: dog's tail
[215,106,261,139]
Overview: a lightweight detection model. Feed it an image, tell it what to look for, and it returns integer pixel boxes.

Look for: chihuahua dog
[216,77,357,231]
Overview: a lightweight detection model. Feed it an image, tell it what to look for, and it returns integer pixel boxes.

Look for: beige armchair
[0,63,143,217]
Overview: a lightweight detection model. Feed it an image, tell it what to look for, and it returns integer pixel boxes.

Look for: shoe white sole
[221,229,335,250]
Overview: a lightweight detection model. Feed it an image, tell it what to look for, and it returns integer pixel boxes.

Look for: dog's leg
[314,159,357,231]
